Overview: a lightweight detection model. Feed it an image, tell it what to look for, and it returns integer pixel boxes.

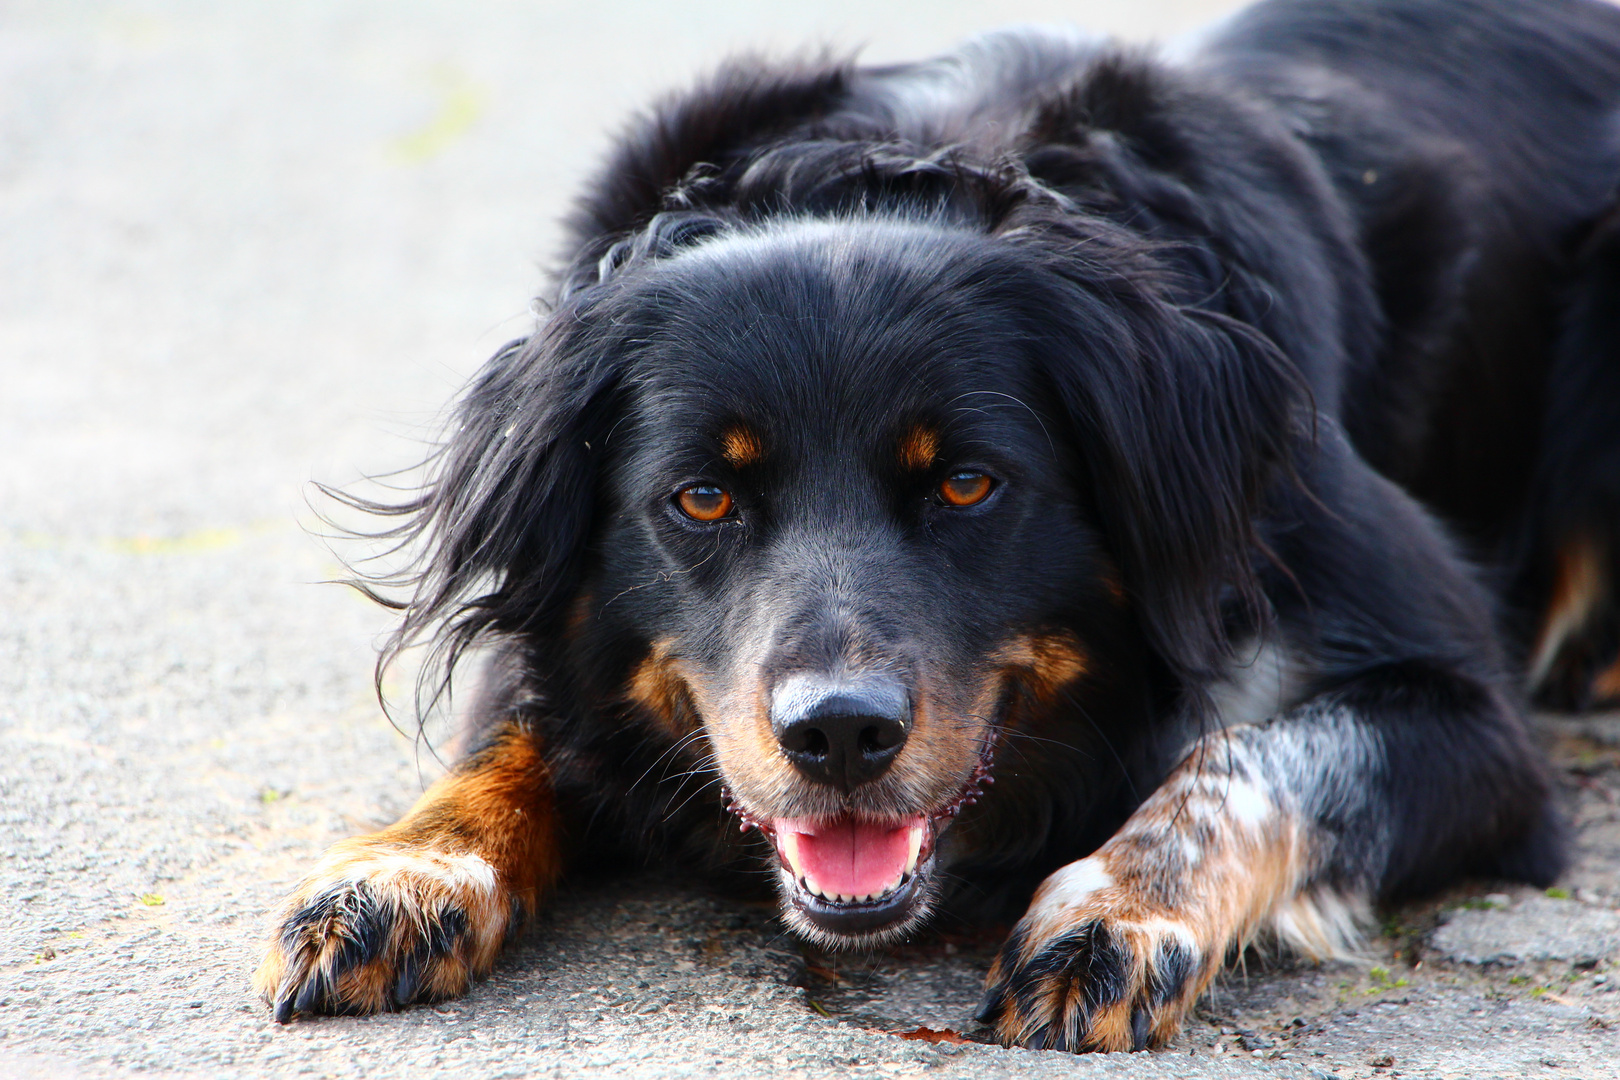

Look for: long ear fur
[1068,300,1306,679]
[334,315,627,717]
[992,216,1309,679]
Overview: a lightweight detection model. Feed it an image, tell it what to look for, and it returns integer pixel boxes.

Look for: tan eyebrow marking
[720,424,764,468]
[898,424,939,471]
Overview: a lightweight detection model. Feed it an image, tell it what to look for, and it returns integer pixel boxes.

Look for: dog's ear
[404,206,741,661]
[369,320,627,694]
[1015,254,1308,678]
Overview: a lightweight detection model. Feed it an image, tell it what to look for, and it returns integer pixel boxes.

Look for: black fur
[327,0,1620,1045]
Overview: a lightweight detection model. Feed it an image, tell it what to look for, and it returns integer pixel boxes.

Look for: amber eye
[938,471,994,507]
[675,484,734,522]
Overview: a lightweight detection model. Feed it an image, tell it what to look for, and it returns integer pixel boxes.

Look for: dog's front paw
[254,839,519,1021]
[976,856,1207,1052]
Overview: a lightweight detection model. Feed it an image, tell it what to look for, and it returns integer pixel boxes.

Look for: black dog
[257,0,1620,1052]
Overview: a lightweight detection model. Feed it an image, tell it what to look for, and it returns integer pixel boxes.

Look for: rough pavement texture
[1432,897,1620,968]
[4,2,1618,1078]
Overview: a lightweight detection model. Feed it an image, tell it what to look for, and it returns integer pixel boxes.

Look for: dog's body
[258,0,1620,1051]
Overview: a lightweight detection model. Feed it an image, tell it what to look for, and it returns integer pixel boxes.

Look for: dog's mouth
[724,751,995,944]
[771,813,935,936]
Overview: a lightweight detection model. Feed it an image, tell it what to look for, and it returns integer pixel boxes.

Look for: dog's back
[1202,0,1620,702]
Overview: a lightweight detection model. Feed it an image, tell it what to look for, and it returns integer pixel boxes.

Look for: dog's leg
[978,670,1556,1052]
[1520,205,1620,710]
[254,723,559,1020]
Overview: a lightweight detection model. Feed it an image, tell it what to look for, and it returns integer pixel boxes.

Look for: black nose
[771,677,910,791]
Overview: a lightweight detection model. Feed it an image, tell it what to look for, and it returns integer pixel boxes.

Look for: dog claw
[1131,1005,1151,1051]
[292,969,328,1018]
[972,986,1001,1026]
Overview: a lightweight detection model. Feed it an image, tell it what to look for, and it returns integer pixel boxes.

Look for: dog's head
[386,190,1301,945]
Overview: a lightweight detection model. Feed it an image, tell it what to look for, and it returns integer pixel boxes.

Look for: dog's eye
[938,471,994,507]
[675,484,735,522]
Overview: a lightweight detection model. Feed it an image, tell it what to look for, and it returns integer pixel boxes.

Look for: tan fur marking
[255,726,559,1016]
[418,731,561,905]
[720,424,764,468]
[1100,571,1127,606]
[566,591,594,635]
[627,639,699,737]
[704,658,982,829]
[331,958,390,1013]
[898,424,939,471]
[993,630,1089,702]
[1594,652,1620,704]
[1530,532,1607,686]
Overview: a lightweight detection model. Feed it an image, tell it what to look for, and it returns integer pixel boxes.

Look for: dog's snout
[771,676,910,791]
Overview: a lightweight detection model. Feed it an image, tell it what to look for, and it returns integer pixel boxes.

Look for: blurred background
[1,0,1241,542]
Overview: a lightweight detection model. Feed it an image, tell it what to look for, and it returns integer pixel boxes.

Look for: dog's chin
[765,812,946,949]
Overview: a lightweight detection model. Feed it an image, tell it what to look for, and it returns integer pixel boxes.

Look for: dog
[255,0,1620,1052]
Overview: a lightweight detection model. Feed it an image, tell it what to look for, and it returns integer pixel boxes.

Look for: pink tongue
[778,815,922,898]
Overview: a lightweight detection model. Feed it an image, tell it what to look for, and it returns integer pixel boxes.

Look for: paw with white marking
[255,839,520,1021]
[976,855,1208,1052]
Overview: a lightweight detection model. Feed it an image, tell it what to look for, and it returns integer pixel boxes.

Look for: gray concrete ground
[3,2,1619,1077]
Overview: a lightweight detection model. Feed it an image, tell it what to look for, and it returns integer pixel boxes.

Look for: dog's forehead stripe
[898,424,939,471]
[720,424,765,468]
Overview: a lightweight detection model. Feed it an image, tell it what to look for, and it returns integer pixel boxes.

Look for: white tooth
[905,824,924,875]
[802,871,823,898]
[780,832,803,877]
